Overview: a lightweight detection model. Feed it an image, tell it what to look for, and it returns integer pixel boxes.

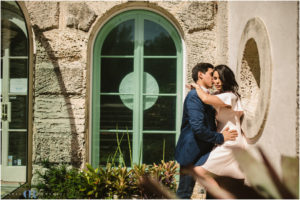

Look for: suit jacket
[175,89,224,167]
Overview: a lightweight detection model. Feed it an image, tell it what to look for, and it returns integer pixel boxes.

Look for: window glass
[8,132,27,166]
[9,24,28,56]
[100,95,133,130]
[143,134,175,164]
[101,20,134,55]
[1,3,27,57]
[9,95,27,129]
[143,96,176,130]
[101,58,133,93]
[144,20,176,56]
[144,59,176,93]
[10,59,27,78]
[99,132,132,167]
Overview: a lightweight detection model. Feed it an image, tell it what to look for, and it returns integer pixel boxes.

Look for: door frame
[3,1,34,185]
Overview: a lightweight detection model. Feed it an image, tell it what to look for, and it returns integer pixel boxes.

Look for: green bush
[79,163,139,199]
[34,160,85,199]
[33,160,178,199]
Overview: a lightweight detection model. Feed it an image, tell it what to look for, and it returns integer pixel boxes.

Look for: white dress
[201,92,247,179]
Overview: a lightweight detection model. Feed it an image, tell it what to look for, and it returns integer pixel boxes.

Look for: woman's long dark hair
[214,65,241,98]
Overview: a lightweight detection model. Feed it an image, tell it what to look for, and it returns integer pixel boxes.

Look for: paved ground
[191,181,206,199]
[1,181,22,198]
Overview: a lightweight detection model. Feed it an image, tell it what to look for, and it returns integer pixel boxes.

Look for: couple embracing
[175,63,248,198]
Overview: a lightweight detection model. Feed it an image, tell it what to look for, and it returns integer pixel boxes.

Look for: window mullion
[132,16,144,165]
[139,16,145,164]
[176,50,182,142]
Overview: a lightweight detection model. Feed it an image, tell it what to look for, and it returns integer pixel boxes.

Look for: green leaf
[281,155,299,198]
[231,147,281,198]
[87,190,94,196]
[86,164,95,172]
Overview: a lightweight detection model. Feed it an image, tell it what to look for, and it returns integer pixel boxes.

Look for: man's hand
[221,127,238,141]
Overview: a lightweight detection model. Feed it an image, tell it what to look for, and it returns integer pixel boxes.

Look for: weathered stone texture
[33,95,85,165]
[34,38,51,64]
[33,133,72,163]
[178,1,217,33]
[43,29,88,60]
[215,1,228,65]
[34,96,85,133]
[35,62,84,95]
[83,1,122,17]
[25,1,59,31]
[66,2,97,32]
[34,30,88,63]
[240,60,260,117]
[240,39,261,117]
[185,31,217,84]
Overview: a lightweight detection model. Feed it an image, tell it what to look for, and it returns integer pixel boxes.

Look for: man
[175,63,238,198]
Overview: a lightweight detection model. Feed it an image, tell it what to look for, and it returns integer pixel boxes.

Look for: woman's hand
[185,84,192,90]
[191,83,199,89]
[185,83,199,90]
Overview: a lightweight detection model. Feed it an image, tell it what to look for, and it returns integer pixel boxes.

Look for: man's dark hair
[192,63,214,82]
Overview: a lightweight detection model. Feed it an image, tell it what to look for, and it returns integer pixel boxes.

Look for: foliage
[34,160,85,199]
[141,146,299,199]
[33,160,178,199]
[229,146,299,199]
[149,160,178,192]
[79,163,139,199]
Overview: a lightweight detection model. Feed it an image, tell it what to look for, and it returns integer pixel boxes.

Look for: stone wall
[24,2,227,193]
[24,0,227,168]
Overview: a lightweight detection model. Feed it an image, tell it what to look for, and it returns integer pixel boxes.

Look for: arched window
[1,0,29,187]
[92,10,182,167]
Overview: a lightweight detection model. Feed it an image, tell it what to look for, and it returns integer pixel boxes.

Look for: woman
[188,64,248,185]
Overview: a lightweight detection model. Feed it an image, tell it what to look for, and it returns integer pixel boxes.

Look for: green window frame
[92,10,182,167]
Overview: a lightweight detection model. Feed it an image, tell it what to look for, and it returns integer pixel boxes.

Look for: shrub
[33,160,178,199]
[34,160,85,199]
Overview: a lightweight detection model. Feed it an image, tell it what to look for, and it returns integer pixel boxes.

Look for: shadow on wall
[33,25,81,167]
[240,38,261,118]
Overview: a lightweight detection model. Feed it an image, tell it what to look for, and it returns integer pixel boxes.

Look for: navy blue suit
[175,89,224,198]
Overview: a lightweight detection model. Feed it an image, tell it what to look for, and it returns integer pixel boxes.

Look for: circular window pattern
[119,72,159,110]
[237,18,272,142]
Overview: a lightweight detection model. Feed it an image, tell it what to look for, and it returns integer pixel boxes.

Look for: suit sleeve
[187,92,224,144]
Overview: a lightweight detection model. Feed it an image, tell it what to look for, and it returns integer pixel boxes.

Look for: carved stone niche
[237,18,272,143]
[240,38,261,118]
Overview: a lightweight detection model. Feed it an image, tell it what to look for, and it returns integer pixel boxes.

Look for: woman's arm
[191,83,229,107]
